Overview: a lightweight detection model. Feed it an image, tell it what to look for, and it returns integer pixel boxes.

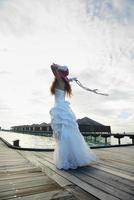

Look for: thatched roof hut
[77,117,111,133]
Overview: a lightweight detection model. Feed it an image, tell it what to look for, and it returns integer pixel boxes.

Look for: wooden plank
[0,163,33,169]
[0,166,42,174]
[0,183,61,200]
[27,150,134,181]
[69,169,134,200]
[97,160,134,175]
[24,149,134,200]
[98,147,134,157]
[33,150,134,182]
[0,140,75,200]
[95,147,134,158]
[65,185,99,200]
[79,166,134,191]
[1,139,134,200]
[21,151,73,187]
[95,151,134,163]
[94,163,134,178]
[10,189,75,200]
[94,152,134,166]
[0,172,45,182]
[0,167,41,177]
[42,153,133,198]
[0,176,56,193]
[14,152,99,200]
[92,165,134,181]
[22,152,119,200]
[43,166,73,187]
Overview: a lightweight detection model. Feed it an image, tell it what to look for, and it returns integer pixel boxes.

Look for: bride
[49,63,97,170]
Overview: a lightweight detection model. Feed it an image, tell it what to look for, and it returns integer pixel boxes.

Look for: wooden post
[129,135,134,144]
[132,138,134,144]
[93,134,100,143]
[105,137,107,144]
[114,134,124,145]
[118,138,121,145]
[101,134,110,145]
[13,140,20,147]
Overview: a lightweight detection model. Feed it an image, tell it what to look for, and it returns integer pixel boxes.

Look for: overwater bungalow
[11,117,111,135]
[77,117,111,134]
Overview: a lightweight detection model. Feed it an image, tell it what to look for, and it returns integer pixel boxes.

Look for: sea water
[0,131,132,149]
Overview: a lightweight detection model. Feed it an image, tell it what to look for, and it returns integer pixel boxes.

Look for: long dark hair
[50,78,72,97]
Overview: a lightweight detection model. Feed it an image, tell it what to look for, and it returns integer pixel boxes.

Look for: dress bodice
[54,89,65,104]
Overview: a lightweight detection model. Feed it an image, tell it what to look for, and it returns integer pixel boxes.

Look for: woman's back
[54,89,65,104]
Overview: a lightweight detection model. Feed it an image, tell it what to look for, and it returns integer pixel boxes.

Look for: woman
[50,63,97,170]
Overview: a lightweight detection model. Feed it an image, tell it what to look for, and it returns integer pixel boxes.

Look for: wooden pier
[0,140,75,200]
[0,139,134,200]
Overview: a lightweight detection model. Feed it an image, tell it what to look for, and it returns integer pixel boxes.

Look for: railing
[2,130,134,145]
[82,132,134,145]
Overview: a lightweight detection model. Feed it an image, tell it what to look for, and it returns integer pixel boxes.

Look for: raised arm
[51,63,62,80]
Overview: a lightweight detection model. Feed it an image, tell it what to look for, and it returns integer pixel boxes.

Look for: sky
[0,0,134,132]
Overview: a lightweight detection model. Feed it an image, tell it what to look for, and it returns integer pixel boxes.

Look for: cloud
[0,0,133,132]
[36,68,48,76]
[118,111,132,120]
[86,0,134,24]
[0,105,10,111]
[0,70,10,75]
[0,0,36,36]
[0,99,11,111]
[29,89,46,105]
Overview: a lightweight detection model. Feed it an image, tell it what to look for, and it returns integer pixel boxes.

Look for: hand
[51,63,61,72]
[69,77,78,82]
[73,77,78,81]
[51,63,59,67]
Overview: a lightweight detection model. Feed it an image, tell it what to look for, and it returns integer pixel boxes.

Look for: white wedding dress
[50,89,97,170]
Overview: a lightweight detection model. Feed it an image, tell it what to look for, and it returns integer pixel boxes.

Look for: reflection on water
[0,131,132,149]
[86,135,132,146]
